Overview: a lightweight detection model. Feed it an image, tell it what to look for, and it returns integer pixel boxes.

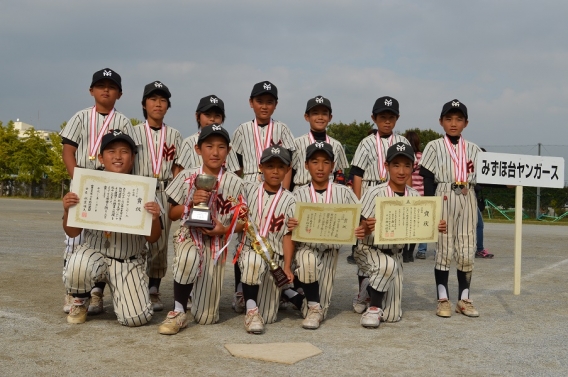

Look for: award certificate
[292,203,361,245]
[374,196,442,244]
[67,168,157,236]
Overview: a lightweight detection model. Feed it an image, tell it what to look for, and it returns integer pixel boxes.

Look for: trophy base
[270,266,290,288]
[183,219,215,229]
[183,207,215,229]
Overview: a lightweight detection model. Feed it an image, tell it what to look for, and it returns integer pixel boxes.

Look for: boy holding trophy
[158,125,245,335]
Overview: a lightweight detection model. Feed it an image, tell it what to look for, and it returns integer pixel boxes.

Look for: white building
[14,119,52,143]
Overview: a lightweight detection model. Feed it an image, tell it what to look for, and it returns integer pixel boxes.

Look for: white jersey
[293,183,359,250]
[226,120,296,180]
[241,182,295,256]
[351,134,410,183]
[60,107,141,170]
[360,183,420,248]
[292,133,349,186]
[81,228,146,260]
[131,124,182,180]
[177,132,201,170]
[420,137,481,184]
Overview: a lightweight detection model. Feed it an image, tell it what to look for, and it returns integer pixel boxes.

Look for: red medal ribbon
[257,184,283,237]
[309,181,332,204]
[443,135,468,183]
[253,118,274,165]
[144,121,167,178]
[89,106,115,159]
[375,133,394,180]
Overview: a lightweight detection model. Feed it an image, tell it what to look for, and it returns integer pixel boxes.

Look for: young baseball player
[226,81,296,189]
[131,81,183,312]
[158,125,244,335]
[237,145,296,334]
[62,131,161,326]
[419,99,482,318]
[287,142,359,329]
[60,68,142,314]
[177,95,225,170]
[354,142,447,327]
[291,96,348,190]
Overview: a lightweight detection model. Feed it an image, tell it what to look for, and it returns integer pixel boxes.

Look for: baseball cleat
[436,299,452,318]
[302,304,323,330]
[67,298,90,324]
[360,306,382,328]
[244,307,264,334]
[88,291,104,315]
[158,311,189,335]
[455,299,479,317]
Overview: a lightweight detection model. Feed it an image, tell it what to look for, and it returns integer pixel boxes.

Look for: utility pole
[536,143,541,218]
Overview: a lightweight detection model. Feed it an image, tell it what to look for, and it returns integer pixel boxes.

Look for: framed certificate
[374,196,442,244]
[67,168,157,236]
[292,202,361,245]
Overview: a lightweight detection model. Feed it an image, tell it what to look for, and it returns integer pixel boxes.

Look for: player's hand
[63,192,80,211]
[438,219,447,234]
[355,225,366,240]
[366,218,376,232]
[200,218,226,237]
[192,189,211,205]
[283,267,294,284]
[287,217,299,232]
[144,202,161,221]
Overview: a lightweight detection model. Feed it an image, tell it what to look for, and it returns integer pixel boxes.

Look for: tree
[131,118,143,126]
[13,128,50,197]
[327,120,374,166]
[47,122,70,198]
[398,127,444,151]
[0,121,21,196]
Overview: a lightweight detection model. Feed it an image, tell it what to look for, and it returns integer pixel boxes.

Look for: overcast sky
[2,0,567,176]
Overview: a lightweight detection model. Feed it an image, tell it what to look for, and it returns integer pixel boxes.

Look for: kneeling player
[354,142,446,328]
[62,131,161,326]
[288,142,359,329]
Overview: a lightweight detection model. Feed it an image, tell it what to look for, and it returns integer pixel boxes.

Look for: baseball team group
[59,67,484,335]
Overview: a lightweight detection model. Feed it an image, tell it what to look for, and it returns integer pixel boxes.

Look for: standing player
[226,81,296,189]
[62,131,161,326]
[354,142,446,327]
[177,95,225,170]
[291,96,348,190]
[132,81,183,312]
[60,68,142,314]
[287,142,359,329]
[158,125,244,334]
[237,146,296,334]
[419,99,482,318]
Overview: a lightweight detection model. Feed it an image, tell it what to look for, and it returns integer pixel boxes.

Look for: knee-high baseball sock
[242,283,260,309]
[149,277,161,293]
[301,281,320,305]
[173,281,193,313]
[435,269,450,300]
[369,287,385,308]
[234,263,242,292]
[457,269,472,300]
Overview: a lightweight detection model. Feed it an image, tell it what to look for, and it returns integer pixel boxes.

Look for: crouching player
[354,142,447,328]
[62,131,161,326]
[288,142,359,329]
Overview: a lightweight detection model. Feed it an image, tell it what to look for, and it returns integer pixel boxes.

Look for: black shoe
[347,255,356,265]
[402,254,410,263]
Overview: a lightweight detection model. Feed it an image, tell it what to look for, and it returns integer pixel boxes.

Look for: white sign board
[476,152,564,188]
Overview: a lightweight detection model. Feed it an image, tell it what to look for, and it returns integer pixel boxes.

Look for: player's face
[305,152,334,187]
[90,79,122,108]
[385,155,413,189]
[439,111,468,137]
[304,106,332,132]
[144,94,169,121]
[249,94,277,124]
[195,135,230,173]
[196,111,224,128]
[372,111,399,136]
[259,158,290,190]
[98,141,134,174]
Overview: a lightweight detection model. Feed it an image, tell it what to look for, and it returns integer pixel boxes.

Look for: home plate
[224,342,322,364]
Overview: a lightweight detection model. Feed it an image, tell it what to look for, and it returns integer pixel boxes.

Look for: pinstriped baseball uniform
[294,183,358,319]
[238,182,296,324]
[60,107,141,171]
[166,168,244,324]
[420,137,481,272]
[177,132,201,169]
[351,134,410,194]
[131,124,182,280]
[63,228,153,327]
[226,120,296,182]
[292,133,349,188]
[354,183,420,322]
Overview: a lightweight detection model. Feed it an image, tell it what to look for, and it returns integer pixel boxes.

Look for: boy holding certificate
[62,131,161,326]
[237,146,296,334]
[288,142,359,329]
[354,142,446,328]
[158,125,244,334]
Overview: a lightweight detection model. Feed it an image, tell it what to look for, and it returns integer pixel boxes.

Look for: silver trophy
[183,174,218,229]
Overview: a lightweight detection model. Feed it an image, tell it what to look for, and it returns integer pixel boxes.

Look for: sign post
[476,152,564,295]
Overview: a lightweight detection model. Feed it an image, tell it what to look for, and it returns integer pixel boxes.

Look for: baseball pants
[146,188,171,279]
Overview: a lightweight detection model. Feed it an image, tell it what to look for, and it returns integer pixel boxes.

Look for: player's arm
[144,202,162,243]
[287,217,299,232]
[282,233,295,283]
[62,192,83,237]
[352,175,363,199]
[283,168,292,190]
[355,218,367,240]
[171,163,183,178]
[62,144,79,179]
[438,219,447,234]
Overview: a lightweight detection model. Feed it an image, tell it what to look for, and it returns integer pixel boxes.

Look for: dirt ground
[1,198,567,376]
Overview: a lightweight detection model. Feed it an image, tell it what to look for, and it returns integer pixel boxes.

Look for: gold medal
[89,156,96,161]
[104,240,111,249]
[154,174,159,178]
